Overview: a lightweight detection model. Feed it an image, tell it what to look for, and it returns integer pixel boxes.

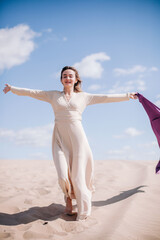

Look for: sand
[0,159,160,240]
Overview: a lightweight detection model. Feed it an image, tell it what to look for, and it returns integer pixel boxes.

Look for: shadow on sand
[92,185,147,207]
[0,185,146,226]
[0,203,77,226]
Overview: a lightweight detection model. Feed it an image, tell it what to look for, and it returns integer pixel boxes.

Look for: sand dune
[0,160,160,240]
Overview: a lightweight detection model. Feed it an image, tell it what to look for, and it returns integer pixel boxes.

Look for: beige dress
[10,86,130,220]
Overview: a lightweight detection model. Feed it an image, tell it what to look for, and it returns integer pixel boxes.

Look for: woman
[3,66,137,221]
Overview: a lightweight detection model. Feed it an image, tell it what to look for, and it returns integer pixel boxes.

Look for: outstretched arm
[85,92,137,106]
[3,84,54,103]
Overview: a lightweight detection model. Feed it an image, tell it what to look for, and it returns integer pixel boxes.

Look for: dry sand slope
[0,160,160,240]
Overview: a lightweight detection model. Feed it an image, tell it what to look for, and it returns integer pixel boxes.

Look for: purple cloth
[156,160,160,174]
[137,93,160,174]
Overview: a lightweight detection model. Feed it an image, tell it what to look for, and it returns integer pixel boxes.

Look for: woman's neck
[63,87,74,95]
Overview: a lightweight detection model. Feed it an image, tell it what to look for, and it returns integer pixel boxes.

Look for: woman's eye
[63,75,73,79]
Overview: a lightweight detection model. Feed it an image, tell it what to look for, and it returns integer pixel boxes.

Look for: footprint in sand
[41,222,67,237]
[8,206,20,214]
[0,232,11,239]
[24,199,33,204]
[23,230,52,239]
[60,216,98,234]
[37,188,50,195]
[17,224,32,231]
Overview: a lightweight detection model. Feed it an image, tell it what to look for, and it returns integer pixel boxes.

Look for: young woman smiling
[3,66,137,221]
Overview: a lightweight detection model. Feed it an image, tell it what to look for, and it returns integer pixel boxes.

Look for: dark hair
[60,66,83,93]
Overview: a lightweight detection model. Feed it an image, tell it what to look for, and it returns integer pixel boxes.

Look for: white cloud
[107,145,134,160]
[0,129,15,138]
[0,24,40,72]
[108,145,131,155]
[114,65,159,77]
[73,52,110,79]
[108,79,146,94]
[108,140,159,161]
[149,67,158,72]
[88,84,101,91]
[136,79,146,91]
[138,141,158,148]
[0,123,54,147]
[114,65,147,76]
[113,127,143,139]
[125,127,143,137]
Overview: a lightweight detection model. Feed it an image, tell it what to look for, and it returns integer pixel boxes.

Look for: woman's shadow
[92,185,146,207]
[0,185,146,226]
[0,203,77,225]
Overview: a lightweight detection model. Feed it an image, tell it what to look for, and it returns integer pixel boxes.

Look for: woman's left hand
[130,92,138,99]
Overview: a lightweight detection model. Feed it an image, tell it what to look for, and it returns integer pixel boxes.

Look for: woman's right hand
[3,84,11,94]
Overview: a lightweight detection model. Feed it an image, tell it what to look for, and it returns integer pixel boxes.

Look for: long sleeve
[10,86,55,103]
[84,92,130,106]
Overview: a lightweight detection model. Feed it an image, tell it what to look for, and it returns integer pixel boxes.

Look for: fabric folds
[137,93,160,174]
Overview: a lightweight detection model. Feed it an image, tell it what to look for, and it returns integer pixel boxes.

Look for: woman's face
[61,69,77,89]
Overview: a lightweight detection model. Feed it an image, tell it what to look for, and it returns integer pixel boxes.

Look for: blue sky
[0,0,160,161]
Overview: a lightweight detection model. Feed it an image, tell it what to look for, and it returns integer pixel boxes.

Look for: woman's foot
[65,197,74,215]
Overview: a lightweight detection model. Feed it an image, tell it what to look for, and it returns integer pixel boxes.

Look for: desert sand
[0,159,160,240]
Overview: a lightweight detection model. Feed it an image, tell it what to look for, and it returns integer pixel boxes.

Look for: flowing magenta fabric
[137,93,160,174]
